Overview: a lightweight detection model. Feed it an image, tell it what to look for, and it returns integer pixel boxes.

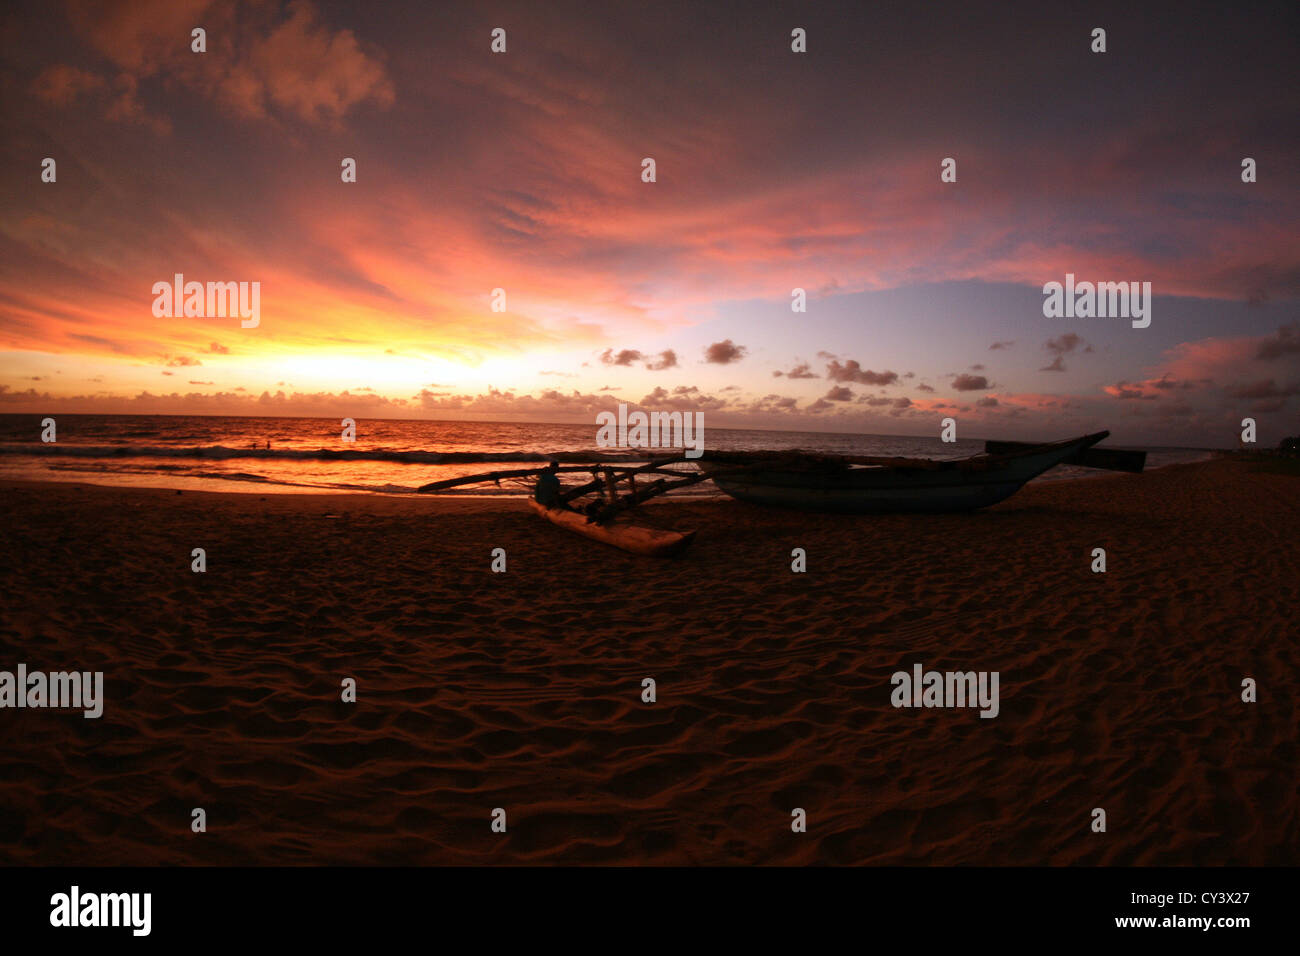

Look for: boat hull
[527,499,696,556]
[701,433,1107,514]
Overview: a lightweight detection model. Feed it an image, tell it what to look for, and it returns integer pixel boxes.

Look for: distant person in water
[534,461,562,508]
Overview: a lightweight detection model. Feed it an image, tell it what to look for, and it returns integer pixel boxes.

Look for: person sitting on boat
[534,461,563,508]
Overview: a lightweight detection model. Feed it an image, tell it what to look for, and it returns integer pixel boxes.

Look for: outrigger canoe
[526,498,696,557]
[697,431,1116,514]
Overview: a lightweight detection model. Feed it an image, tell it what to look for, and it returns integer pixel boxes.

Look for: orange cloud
[58,0,394,127]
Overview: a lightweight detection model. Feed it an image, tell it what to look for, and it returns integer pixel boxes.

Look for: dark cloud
[751,393,799,412]
[600,348,644,366]
[951,373,990,391]
[1257,322,1300,360]
[774,362,817,379]
[641,385,728,411]
[599,347,678,370]
[1045,333,1085,355]
[1109,382,1158,400]
[1224,379,1300,400]
[1039,333,1090,371]
[704,339,747,364]
[989,340,1014,350]
[826,360,898,386]
[824,385,854,401]
[645,349,678,370]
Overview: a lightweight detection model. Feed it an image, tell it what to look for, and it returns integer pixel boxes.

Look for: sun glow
[252,352,455,394]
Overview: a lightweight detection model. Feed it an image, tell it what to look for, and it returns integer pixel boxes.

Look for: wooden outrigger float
[525,499,696,556]
[418,456,705,557]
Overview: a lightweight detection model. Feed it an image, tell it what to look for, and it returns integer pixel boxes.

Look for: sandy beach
[0,459,1295,865]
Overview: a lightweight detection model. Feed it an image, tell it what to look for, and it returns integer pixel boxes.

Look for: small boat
[697,431,1115,514]
[526,498,697,556]
[420,459,702,556]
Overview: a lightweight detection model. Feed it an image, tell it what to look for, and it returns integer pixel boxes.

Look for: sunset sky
[1,0,1297,444]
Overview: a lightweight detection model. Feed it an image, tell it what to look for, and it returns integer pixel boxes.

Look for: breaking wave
[0,444,659,464]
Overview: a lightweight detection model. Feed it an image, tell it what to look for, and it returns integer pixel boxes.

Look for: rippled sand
[0,459,1295,864]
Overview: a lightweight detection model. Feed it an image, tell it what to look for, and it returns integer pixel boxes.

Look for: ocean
[0,414,1215,496]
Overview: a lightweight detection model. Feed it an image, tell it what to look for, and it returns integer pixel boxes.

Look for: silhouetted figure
[534,461,562,508]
